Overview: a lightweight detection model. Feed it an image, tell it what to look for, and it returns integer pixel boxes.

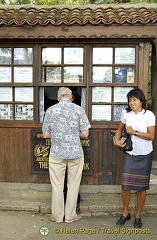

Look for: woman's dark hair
[126,88,146,112]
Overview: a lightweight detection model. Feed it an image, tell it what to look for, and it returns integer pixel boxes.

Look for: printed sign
[31,129,94,176]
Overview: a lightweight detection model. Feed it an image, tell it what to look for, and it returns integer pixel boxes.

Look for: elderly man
[42,87,91,223]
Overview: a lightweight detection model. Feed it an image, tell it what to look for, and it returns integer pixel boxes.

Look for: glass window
[0,67,11,82]
[92,87,112,103]
[0,47,34,122]
[0,43,138,123]
[93,47,113,64]
[115,48,135,64]
[41,47,84,83]
[14,48,33,64]
[64,67,83,83]
[93,67,112,83]
[42,48,61,64]
[114,67,135,83]
[92,105,111,121]
[0,104,13,120]
[64,48,83,64]
[42,67,61,83]
[0,48,11,64]
[91,86,135,122]
[114,87,134,103]
[39,87,44,123]
[15,104,34,120]
[14,67,33,83]
[114,105,126,121]
[0,87,12,102]
[15,87,34,102]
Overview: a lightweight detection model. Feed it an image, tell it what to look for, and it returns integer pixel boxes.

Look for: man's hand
[42,132,51,138]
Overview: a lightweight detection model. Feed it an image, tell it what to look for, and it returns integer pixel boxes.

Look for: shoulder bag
[119,129,132,151]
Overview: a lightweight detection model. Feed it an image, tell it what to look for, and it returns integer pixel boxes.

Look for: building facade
[0,3,157,185]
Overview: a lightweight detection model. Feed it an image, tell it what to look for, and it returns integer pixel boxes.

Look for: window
[91,47,136,122]
[0,47,34,121]
[42,47,84,83]
[0,43,138,124]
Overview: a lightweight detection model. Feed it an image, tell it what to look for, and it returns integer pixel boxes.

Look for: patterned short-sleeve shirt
[42,98,91,159]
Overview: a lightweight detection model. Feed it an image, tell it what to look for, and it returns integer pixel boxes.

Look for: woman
[114,88,156,228]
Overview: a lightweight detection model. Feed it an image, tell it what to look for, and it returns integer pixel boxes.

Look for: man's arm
[80,129,89,138]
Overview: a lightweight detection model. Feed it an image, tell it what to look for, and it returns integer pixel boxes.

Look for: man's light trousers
[49,154,84,222]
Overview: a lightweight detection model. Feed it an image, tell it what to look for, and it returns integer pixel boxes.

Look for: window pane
[15,87,33,102]
[0,67,11,82]
[0,87,12,101]
[92,105,111,121]
[64,67,83,83]
[93,67,112,83]
[15,104,33,120]
[0,104,13,120]
[14,67,33,83]
[114,105,126,121]
[42,48,61,64]
[81,88,86,110]
[64,48,83,64]
[42,67,61,83]
[39,87,44,123]
[92,87,112,103]
[114,87,134,103]
[115,48,135,64]
[14,48,33,64]
[114,67,135,83]
[0,48,11,64]
[93,47,113,64]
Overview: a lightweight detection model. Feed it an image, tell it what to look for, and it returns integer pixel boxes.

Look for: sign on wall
[31,129,94,176]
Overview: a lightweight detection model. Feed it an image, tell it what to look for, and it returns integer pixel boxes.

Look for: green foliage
[2,0,157,6]
[0,0,7,4]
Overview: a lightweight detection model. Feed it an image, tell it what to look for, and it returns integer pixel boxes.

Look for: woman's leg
[122,190,131,216]
[116,189,131,225]
[136,190,146,218]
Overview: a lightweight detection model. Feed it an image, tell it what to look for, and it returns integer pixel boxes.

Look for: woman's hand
[126,126,136,135]
[126,125,155,140]
[114,121,126,147]
[114,139,126,148]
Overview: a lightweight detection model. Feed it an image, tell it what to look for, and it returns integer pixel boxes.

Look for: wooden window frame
[0,39,150,126]
[0,44,36,124]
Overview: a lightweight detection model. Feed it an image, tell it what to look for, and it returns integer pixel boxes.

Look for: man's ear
[69,95,72,100]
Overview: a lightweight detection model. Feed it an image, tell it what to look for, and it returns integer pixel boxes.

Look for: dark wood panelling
[0,127,50,183]
[98,129,122,185]
[0,126,121,184]
[0,24,156,39]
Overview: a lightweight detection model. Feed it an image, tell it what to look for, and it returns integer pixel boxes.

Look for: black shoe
[116,213,131,225]
[134,218,142,228]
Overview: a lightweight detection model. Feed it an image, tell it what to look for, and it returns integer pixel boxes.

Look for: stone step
[0,182,157,216]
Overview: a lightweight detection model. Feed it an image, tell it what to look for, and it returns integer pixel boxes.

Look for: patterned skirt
[122,151,153,191]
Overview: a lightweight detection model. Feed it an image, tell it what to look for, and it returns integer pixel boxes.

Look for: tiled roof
[0,3,157,26]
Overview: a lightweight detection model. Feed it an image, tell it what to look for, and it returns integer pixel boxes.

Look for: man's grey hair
[57,87,72,98]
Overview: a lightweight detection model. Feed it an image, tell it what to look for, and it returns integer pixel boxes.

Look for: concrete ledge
[0,199,41,212]
[80,185,121,194]
[0,193,156,216]
[0,182,52,200]
[0,182,156,198]
[0,182,156,216]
